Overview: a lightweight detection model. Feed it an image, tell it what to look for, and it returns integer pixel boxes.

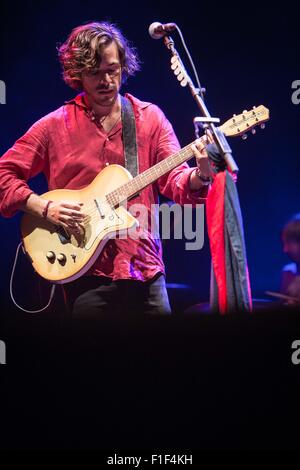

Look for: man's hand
[189,133,213,191]
[20,193,87,235]
[191,138,211,178]
[191,132,238,184]
[46,200,87,234]
[191,132,214,177]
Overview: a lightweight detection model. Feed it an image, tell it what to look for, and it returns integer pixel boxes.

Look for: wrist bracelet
[42,200,52,219]
[194,168,212,185]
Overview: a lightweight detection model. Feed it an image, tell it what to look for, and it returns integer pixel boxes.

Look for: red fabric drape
[206,172,227,314]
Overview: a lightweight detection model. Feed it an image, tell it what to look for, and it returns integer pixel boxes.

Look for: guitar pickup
[56,226,71,244]
[94,199,105,219]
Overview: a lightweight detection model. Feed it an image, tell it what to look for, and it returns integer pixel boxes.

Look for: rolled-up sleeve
[0,118,48,217]
[153,107,209,206]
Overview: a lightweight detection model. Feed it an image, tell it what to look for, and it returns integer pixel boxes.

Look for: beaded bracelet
[194,167,212,185]
[42,200,53,219]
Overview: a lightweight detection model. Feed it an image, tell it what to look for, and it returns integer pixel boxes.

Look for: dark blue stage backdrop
[0,1,299,312]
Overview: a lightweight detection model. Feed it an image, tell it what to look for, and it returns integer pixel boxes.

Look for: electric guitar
[21,105,269,283]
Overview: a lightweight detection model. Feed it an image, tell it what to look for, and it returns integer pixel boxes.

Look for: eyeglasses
[86,65,121,80]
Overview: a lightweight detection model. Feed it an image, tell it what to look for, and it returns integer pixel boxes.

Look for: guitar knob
[242,134,248,140]
[46,251,55,261]
[57,253,67,263]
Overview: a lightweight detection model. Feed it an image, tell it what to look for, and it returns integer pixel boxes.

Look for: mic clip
[193,116,220,138]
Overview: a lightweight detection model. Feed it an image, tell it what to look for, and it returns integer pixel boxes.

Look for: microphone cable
[173,23,205,100]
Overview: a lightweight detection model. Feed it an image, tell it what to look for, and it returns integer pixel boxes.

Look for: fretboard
[106,140,197,207]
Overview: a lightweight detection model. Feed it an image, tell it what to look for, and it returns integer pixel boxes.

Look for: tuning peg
[251,129,256,135]
[260,123,266,129]
[242,134,248,140]
[243,109,248,113]
[253,105,256,109]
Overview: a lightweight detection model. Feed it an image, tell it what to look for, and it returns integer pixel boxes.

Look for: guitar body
[21,164,138,284]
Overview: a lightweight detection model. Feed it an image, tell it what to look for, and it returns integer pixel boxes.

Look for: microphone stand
[163,35,239,173]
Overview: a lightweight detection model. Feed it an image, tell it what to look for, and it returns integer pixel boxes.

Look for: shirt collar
[64,92,88,109]
[64,92,152,117]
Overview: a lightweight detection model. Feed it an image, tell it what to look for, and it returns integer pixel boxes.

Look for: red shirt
[0,93,208,281]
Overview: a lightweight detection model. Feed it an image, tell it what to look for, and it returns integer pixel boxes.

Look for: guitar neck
[106,140,198,207]
[105,101,270,207]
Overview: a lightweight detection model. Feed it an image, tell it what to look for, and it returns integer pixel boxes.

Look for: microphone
[148,22,176,39]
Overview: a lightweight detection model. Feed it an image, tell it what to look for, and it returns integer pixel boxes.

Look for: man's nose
[99,72,112,84]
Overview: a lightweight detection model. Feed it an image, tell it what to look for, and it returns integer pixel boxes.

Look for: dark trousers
[62,272,172,321]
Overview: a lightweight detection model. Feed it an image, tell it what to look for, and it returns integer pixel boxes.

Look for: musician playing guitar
[0,21,212,319]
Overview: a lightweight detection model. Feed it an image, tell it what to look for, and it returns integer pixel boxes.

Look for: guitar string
[54,115,261,232]
[59,121,239,228]
[64,125,234,226]
[71,141,199,225]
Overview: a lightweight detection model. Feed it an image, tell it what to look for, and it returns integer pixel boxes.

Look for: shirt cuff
[182,167,210,204]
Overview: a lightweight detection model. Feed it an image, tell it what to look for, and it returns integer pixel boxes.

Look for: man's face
[282,238,300,264]
[81,41,122,109]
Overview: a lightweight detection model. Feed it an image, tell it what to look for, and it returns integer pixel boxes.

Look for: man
[280,214,300,304]
[0,21,211,319]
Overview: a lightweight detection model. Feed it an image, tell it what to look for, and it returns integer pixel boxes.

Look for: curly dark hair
[282,213,300,243]
[57,21,141,90]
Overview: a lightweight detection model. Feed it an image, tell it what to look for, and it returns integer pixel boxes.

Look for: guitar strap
[121,95,139,178]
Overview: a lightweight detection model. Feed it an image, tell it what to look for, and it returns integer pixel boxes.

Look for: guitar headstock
[219,105,270,139]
